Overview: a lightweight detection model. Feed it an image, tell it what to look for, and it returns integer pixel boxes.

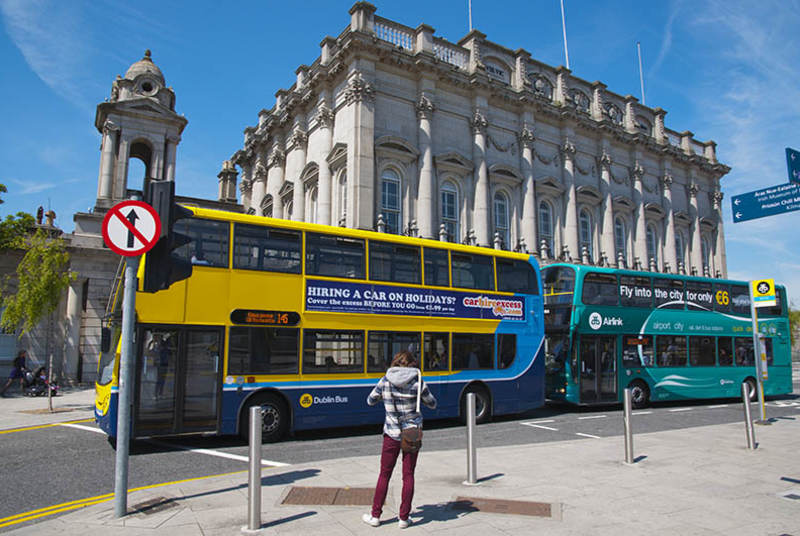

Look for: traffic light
[142,180,193,293]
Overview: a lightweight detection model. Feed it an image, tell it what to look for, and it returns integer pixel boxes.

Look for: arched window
[701,236,710,271]
[285,200,293,220]
[261,194,273,218]
[440,181,459,242]
[306,186,318,224]
[675,231,686,269]
[538,201,554,256]
[646,225,658,267]
[579,209,593,260]
[337,170,347,225]
[380,168,401,234]
[493,192,509,249]
[614,216,627,264]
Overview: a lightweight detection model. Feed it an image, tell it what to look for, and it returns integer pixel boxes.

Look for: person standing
[1,350,27,397]
[362,351,436,529]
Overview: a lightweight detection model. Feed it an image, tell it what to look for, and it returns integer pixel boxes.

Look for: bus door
[579,335,617,403]
[134,326,223,437]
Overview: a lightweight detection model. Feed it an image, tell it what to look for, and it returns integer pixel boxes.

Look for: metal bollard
[463,393,477,485]
[245,406,262,532]
[623,388,634,464]
[742,383,756,450]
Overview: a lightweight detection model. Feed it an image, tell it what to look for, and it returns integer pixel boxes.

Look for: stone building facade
[230,2,730,278]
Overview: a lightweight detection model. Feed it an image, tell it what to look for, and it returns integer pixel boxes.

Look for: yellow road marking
[0,418,95,435]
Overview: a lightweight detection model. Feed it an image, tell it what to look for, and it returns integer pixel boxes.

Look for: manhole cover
[452,496,556,518]
[282,486,375,506]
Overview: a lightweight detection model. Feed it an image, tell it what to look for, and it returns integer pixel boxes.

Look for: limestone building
[229,2,729,277]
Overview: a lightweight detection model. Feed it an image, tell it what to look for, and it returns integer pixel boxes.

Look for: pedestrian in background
[1,350,27,397]
[362,351,436,529]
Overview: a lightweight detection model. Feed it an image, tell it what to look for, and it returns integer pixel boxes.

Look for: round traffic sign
[102,200,161,257]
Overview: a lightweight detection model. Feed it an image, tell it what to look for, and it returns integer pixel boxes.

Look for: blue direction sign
[786,147,800,184]
[731,182,800,223]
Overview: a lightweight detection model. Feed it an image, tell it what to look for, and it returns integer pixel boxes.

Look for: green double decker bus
[542,263,792,407]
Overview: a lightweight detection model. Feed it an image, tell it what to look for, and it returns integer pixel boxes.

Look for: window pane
[656,335,687,367]
[759,288,785,317]
[302,330,364,373]
[367,332,420,373]
[543,266,575,305]
[452,333,493,369]
[622,334,654,367]
[581,273,618,306]
[424,248,449,287]
[619,276,652,307]
[730,285,750,315]
[646,227,658,264]
[763,338,773,366]
[717,337,733,366]
[497,259,539,294]
[173,218,229,267]
[653,278,684,310]
[233,223,301,273]
[451,253,494,290]
[369,241,421,284]
[228,327,299,374]
[734,337,754,366]
[424,332,449,371]
[498,334,516,369]
[685,281,713,311]
[689,336,715,366]
[305,232,365,279]
[614,218,626,261]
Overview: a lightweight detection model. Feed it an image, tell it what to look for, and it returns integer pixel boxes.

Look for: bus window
[496,259,539,295]
[734,337,754,366]
[174,218,229,267]
[423,248,449,287]
[581,273,618,306]
[718,337,733,366]
[656,335,687,366]
[302,330,364,373]
[544,333,570,373]
[622,334,653,367]
[542,266,575,305]
[759,288,785,317]
[730,285,750,315]
[228,327,299,374]
[424,333,449,371]
[713,283,730,312]
[689,336,715,366]
[452,333,493,369]
[653,278,684,309]
[619,276,652,308]
[451,253,494,291]
[367,331,420,372]
[369,241,421,284]
[233,224,301,274]
[497,334,516,369]
[763,338,774,366]
[305,233,365,279]
[685,281,713,311]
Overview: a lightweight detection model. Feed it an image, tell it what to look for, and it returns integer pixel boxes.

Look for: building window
[337,170,347,225]
[538,201,553,256]
[306,186,318,223]
[614,216,627,264]
[701,236,710,271]
[261,194,273,218]
[285,200,293,220]
[380,168,401,234]
[579,209,593,260]
[493,192,509,249]
[646,225,658,267]
[675,231,686,269]
[441,181,459,242]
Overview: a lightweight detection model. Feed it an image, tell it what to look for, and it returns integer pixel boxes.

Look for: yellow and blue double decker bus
[542,263,792,408]
[95,207,545,442]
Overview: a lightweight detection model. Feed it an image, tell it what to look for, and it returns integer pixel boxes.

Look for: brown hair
[390,351,417,368]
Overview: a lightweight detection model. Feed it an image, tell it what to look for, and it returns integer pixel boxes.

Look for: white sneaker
[362,513,380,527]
[398,518,410,529]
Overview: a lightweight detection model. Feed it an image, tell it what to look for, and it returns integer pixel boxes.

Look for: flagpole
[637,41,646,105]
[560,0,570,69]
[469,0,473,31]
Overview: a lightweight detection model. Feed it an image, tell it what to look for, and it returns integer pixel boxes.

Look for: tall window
[578,209,593,260]
[441,181,459,242]
[538,201,553,256]
[261,195,273,218]
[337,170,347,225]
[306,186,318,224]
[701,236,710,271]
[493,192,509,249]
[614,216,627,264]
[380,169,401,234]
[646,225,658,267]
[675,231,686,269]
[285,200,293,221]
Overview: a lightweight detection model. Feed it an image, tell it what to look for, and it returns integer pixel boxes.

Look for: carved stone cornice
[560,139,576,158]
[254,162,267,181]
[517,125,535,149]
[268,148,285,168]
[103,120,119,135]
[599,151,612,169]
[632,161,645,182]
[288,128,308,150]
[470,109,488,135]
[711,190,724,210]
[688,183,699,199]
[659,172,674,189]
[343,73,375,105]
[415,95,435,120]
[315,104,334,128]
[239,179,252,194]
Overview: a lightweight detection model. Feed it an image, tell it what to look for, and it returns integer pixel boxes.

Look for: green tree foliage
[0,212,36,250]
[1,230,75,334]
[0,183,7,203]
[789,306,800,346]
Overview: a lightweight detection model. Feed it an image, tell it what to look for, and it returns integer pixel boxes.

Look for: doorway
[579,335,617,403]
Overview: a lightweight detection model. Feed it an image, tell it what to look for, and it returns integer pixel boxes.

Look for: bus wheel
[240,394,289,443]
[628,381,650,409]
[743,378,757,402]
[460,386,491,424]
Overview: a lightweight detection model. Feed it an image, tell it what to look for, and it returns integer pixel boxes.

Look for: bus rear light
[247,376,255,383]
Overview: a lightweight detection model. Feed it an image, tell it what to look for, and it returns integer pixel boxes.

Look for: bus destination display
[230,309,300,326]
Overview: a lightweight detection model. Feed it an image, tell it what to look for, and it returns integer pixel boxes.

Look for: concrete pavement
[2,387,798,535]
[0,385,95,431]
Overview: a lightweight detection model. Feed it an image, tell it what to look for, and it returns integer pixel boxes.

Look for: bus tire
[240,394,289,443]
[743,378,757,402]
[460,386,491,425]
[628,381,650,409]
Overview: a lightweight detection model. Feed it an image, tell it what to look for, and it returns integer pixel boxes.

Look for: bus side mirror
[101,327,111,353]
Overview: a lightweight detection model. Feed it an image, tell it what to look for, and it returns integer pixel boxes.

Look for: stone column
[653,108,667,145]
[97,120,118,202]
[114,136,130,201]
[267,147,285,218]
[632,160,648,266]
[561,136,579,260]
[416,94,435,238]
[251,158,267,214]
[599,150,615,262]
[217,160,238,203]
[661,172,677,272]
[518,123,537,252]
[150,146,164,181]
[343,69,376,229]
[164,135,179,182]
[712,190,727,278]
[471,109,489,246]
[63,278,83,381]
[316,102,334,226]
[688,182,703,273]
[289,128,308,221]
[239,162,252,209]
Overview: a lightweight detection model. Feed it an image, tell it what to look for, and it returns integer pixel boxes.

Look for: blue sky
[1,0,799,304]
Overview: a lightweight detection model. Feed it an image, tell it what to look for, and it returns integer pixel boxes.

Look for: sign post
[748,279,775,424]
[102,200,161,517]
[731,182,800,223]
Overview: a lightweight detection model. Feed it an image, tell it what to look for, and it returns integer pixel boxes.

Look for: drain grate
[130,496,178,516]
[282,486,375,506]
[451,496,555,518]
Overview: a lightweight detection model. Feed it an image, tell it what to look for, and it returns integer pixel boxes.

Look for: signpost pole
[747,284,767,423]
[113,254,138,518]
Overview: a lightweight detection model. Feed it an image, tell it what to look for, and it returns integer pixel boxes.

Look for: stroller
[23,366,59,397]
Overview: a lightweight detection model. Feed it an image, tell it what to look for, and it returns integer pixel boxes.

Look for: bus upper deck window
[369,241,421,284]
[653,278,684,310]
[497,259,539,294]
[542,266,575,305]
[581,273,618,306]
[619,276,652,308]
[451,253,494,291]
[730,285,751,315]
[685,281,713,311]
[423,248,449,287]
[174,218,230,268]
[306,233,365,279]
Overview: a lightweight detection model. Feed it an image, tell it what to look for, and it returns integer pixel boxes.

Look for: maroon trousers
[371,434,418,520]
